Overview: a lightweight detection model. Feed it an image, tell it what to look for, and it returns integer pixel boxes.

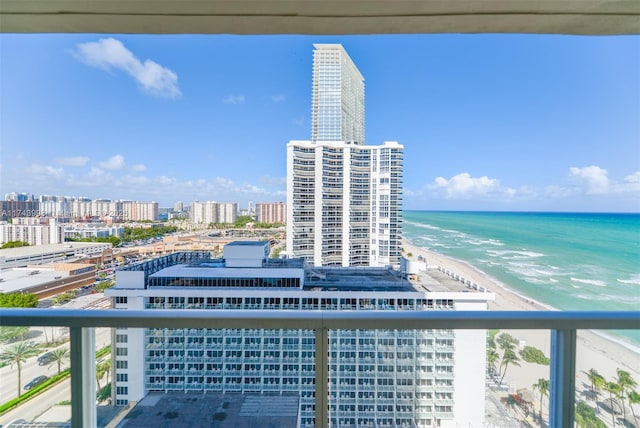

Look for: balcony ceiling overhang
[1,1,639,35]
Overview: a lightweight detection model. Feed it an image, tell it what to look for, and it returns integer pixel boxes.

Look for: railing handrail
[1,308,638,428]
[1,308,638,330]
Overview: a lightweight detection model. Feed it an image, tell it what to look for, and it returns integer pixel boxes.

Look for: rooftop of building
[0,242,109,259]
[148,257,306,278]
[225,241,270,247]
[0,267,70,294]
[117,392,298,428]
[144,257,484,294]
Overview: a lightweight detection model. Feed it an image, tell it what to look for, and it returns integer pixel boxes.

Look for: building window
[116,386,128,395]
[116,347,128,356]
[115,296,128,304]
[116,360,128,369]
[116,334,128,343]
[116,373,128,382]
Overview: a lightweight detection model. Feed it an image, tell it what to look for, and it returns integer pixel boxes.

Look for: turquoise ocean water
[402,211,640,346]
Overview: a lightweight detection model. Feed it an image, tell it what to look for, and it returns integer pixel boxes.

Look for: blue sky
[1,34,638,212]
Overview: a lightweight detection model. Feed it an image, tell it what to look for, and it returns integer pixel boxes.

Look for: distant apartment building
[174,201,184,212]
[287,44,403,268]
[64,223,125,239]
[107,242,491,427]
[4,192,35,202]
[191,201,238,225]
[0,218,64,245]
[0,200,41,221]
[122,201,159,222]
[255,202,286,224]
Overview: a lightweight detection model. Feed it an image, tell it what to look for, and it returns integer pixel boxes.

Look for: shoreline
[401,237,640,412]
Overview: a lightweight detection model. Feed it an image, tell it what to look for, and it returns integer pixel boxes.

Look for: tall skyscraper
[311,44,365,144]
[288,44,403,267]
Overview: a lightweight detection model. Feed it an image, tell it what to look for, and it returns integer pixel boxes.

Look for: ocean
[402,211,640,346]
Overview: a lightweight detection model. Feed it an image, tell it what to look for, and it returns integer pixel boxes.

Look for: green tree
[520,346,550,365]
[604,381,622,426]
[533,378,550,425]
[94,279,115,293]
[97,383,112,403]
[0,341,39,397]
[497,332,517,353]
[0,326,30,343]
[628,390,640,427]
[0,292,38,308]
[587,368,606,403]
[487,348,500,376]
[48,347,69,375]
[96,359,111,390]
[499,348,521,386]
[576,401,607,428]
[0,240,30,249]
[615,369,638,422]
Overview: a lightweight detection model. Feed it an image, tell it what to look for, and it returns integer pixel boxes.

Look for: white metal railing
[0,309,638,428]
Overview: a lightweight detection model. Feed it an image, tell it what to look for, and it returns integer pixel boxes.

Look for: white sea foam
[617,273,640,285]
[463,238,505,247]
[412,223,442,231]
[570,277,607,287]
[486,249,545,260]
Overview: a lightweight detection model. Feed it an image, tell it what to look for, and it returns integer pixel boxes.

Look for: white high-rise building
[311,44,365,144]
[0,218,64,245]
[287,140,403,267]
[289,44,403,267]
[107,242,492,427]
[191,201,238,225]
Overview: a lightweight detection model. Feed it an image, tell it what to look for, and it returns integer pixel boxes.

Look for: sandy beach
[402,238,640,424]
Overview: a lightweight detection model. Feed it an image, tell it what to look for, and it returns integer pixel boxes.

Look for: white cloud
[73,38,181,99]
[55,156,89,166]
[27,163,64,177]
[622,171,640,192]
[259,176,287,187]
[430,173,502,199]
[99,155,126,170]
[131,164,147,172]
[88,167,105,177]
[223,95,245,104]
[271,95,286,103]
[569,166,610,195]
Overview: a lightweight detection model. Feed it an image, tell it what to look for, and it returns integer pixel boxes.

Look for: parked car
[24,375,48,390]
[37,352,55,365]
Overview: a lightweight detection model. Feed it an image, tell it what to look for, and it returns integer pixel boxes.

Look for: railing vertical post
[549,329,576,428]
[315,326,328,428]
[70,326,97,428]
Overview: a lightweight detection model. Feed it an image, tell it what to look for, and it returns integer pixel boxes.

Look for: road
[0,373,72,426]
[0,327,111,405]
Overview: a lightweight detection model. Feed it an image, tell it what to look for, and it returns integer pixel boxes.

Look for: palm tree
[0,341,38,397]
[96,360,111,390]
[48,347,69,375]
[616,369,638,422]
[487,348,500,377]
[628,390,640,427]
[586,368,606,404]
[499,348,520,386]
[533,378,550,425]
[604,381,622,427]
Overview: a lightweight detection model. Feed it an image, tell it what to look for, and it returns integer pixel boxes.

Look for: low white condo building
[107,241,492,427]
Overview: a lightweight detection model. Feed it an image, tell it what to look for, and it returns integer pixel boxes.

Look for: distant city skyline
[1,34,638,212]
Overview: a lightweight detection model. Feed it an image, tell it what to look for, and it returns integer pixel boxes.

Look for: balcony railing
[0,309,638,428]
